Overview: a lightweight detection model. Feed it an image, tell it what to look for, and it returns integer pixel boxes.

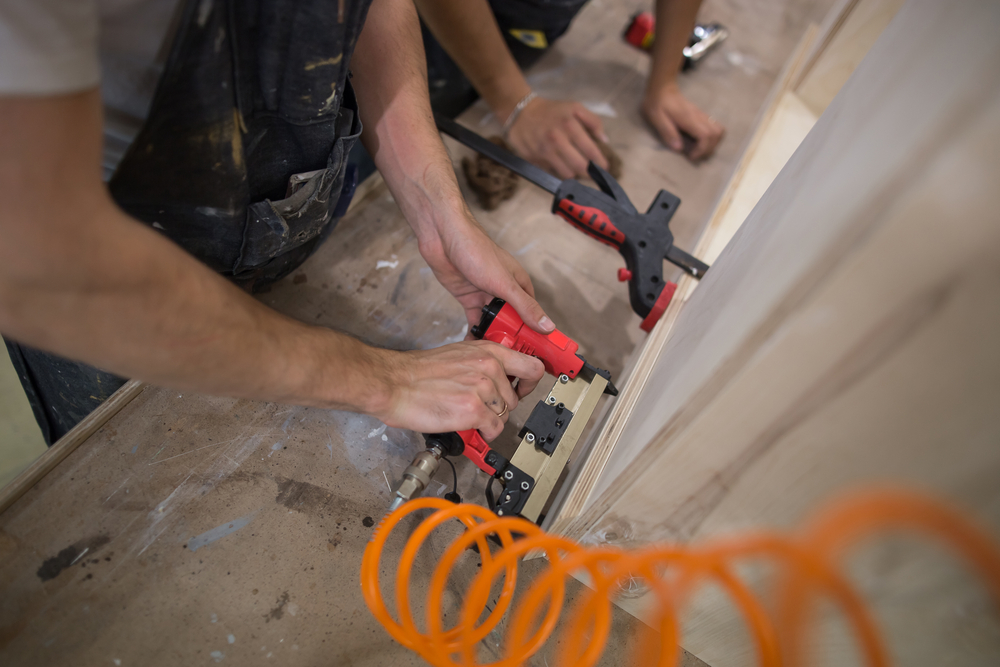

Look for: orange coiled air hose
[360,488,1000,666]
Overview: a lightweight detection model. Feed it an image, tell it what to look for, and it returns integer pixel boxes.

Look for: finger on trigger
[494,344,545,392]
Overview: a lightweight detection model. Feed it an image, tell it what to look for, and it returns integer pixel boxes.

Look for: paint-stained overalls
[424,0,589,115]
[5,0,373,443]
[487,0,590,68]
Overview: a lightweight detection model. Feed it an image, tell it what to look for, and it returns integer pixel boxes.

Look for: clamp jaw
[553,163,708,331]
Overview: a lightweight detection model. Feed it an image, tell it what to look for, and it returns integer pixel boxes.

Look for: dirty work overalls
[423,0,589,116]
[5,0,372,444]
[487,0,590,69]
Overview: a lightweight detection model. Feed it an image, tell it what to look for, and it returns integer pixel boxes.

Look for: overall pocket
[235,95,363,274]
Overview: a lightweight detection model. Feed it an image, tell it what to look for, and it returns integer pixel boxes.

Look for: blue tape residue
[187,514,254,552]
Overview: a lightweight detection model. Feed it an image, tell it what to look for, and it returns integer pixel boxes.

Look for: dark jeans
[4,340,125,445]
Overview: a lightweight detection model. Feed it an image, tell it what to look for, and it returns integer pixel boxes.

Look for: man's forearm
[648,0,703,93]
[413,0,531,122]
[0,91,395,415]
[351,0,471,246]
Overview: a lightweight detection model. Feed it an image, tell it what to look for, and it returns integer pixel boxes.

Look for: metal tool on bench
[435,112,710,332]
[683,23,730,69]
[388,298,617,523]
[623,15,729,71]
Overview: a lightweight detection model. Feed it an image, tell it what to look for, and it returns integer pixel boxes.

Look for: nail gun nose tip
[388,497,404,513]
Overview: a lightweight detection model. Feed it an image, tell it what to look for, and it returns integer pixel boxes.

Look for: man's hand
[417,207,553,334]
[353,0,554,339]
[374,340,544,441]
[643,0,723,161]
[507,97,609,179]
[642,81,724,161]
[413,0,607,180]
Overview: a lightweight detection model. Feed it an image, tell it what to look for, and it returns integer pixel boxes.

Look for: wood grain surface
[553,1,1000,664]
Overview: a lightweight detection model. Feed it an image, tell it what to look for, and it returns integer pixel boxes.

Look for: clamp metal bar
[434,112,563,195]
[666,244,710,278]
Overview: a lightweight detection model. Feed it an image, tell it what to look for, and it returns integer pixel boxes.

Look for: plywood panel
[590,94,1000,664]
[580,0,1000,511]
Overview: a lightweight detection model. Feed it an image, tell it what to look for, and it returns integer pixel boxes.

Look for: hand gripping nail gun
[388,298,618,523]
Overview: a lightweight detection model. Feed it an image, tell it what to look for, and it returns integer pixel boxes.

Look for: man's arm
[414,0,610,179]
[642,0,725,160]
[352,0,556,332]
[0,90,542,440]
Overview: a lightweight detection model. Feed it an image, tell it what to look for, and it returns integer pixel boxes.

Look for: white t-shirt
[0,0,183,178]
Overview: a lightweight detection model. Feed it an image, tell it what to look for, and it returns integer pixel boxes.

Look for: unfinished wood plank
[578,0,1000,530]
[791,0,861,88]
[697,91,817,262]
[553,1,1000,663]
[590,96,1000,664]
[0,379,145,515]
[553,0,905,536]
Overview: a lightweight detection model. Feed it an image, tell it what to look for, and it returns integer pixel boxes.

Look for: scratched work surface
[0,0,831,663]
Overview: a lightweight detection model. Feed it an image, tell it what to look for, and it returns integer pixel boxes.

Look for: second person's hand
[506,97,610,180]
[642,81,724,161]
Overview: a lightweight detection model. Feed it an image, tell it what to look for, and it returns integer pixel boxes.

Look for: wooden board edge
[0,379,146,515]
[543,24,821,538]
[790,0,861,91]
[697,23,819,252]
[793,0,905,116]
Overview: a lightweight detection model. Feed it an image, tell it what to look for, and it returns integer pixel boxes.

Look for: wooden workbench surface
[0,0,832,663]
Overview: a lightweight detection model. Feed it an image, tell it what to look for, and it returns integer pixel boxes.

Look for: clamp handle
[554,169,683,319]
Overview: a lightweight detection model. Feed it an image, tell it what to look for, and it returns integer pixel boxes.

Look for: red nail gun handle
[422,429,497,476]
[457,429,495,475]
[470,298,585,379]
[449,297,588,474]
